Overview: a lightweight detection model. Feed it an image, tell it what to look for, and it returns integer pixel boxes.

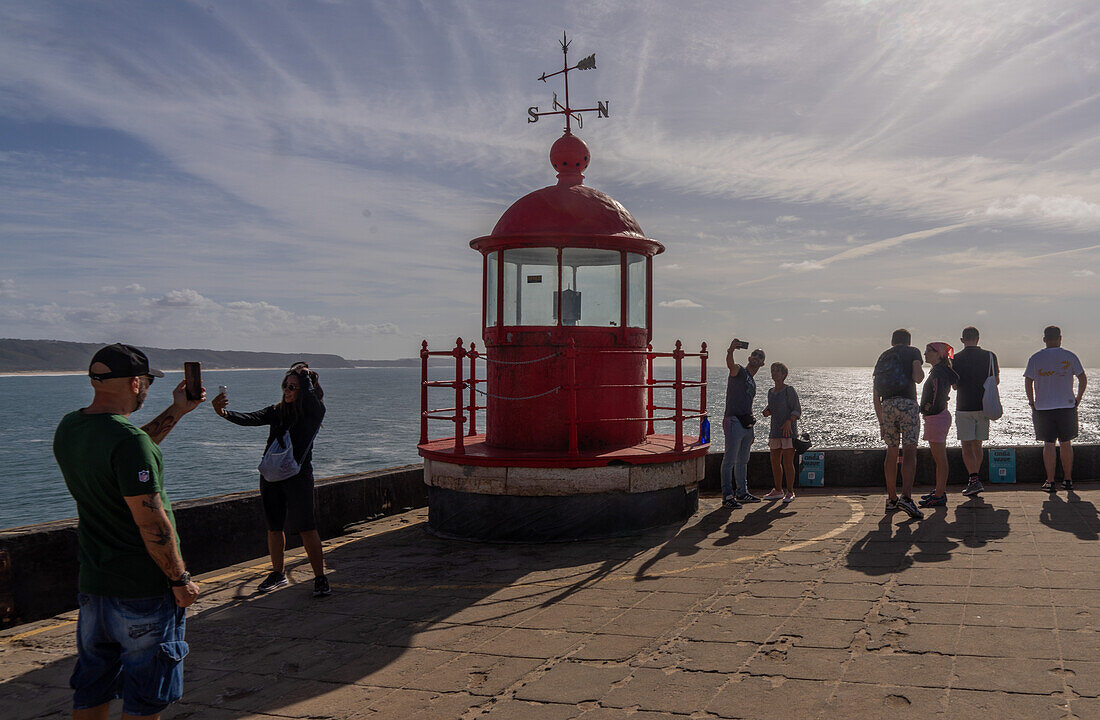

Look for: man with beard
[53,343,204,719]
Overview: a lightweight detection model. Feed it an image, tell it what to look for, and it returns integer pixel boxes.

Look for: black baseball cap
[88,343,165,381]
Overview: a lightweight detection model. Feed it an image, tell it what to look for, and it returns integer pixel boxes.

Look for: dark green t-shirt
[53,410,177,597]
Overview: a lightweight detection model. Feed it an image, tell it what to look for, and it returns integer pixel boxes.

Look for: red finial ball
[550,133,590,184]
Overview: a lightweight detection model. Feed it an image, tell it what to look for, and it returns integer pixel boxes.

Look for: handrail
[419,337,708,454]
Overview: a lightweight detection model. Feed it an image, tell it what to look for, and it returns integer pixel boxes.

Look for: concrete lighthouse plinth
[422,437,703,541]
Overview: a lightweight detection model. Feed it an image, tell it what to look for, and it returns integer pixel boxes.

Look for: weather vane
[527,32,609,133]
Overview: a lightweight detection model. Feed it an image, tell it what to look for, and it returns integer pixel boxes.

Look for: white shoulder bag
[982,353,1003,421]
[258,431,303,482]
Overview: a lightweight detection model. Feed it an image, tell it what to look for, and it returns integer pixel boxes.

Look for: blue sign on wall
[989,448,1016,484]
[799,452,825,487]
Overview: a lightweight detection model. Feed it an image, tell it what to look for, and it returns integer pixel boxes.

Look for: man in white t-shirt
[1024,326,1087,491]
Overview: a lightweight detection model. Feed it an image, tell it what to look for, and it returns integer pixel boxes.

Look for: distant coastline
[0,338,445,373]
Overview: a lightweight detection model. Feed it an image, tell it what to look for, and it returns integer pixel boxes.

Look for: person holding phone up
[212,363,330,597]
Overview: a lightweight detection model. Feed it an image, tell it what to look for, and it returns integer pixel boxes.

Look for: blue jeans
[722,417,754,499]
[71,593,188,716]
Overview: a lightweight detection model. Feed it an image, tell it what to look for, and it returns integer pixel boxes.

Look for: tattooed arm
[142,379,205,445]
[123,493,200,607]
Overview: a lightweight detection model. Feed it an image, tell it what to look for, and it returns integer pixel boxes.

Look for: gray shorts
[955,410,990,442]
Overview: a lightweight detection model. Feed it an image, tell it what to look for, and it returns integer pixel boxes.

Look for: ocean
[1,366,1095,530]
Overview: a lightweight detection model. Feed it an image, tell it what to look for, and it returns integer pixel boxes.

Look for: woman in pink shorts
[919,343,959,508]
[761,362,802,504]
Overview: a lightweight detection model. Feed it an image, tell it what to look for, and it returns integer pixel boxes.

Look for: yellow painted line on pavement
[1,619,77,643]
[332,496,867,591]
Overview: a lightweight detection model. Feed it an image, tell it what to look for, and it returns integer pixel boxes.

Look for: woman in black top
[212,363,330,597]
[919,343,959,508]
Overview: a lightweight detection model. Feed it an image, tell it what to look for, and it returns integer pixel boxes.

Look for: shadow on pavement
[712,502,798,548]
[845,495,1011,576]
[5,517,696,719]
[1040,491,1099,541]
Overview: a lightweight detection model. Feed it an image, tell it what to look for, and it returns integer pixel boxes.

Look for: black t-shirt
[953,346,998,412]
[920,362,960,416]
[873,345,923,401]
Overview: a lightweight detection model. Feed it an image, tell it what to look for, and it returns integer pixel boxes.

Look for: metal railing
[420,338,708,456]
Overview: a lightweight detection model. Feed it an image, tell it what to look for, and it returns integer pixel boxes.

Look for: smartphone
[218,384,228,398]
[732,340,749,350]
[184,362,202,401]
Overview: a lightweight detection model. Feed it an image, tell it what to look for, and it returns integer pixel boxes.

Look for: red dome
[471,132,663,256]
[490,183,646,239]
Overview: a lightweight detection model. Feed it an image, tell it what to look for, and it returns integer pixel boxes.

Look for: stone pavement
[2,486,1098,719]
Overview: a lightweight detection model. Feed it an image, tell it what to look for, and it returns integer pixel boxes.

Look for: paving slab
[2,486,1097,719]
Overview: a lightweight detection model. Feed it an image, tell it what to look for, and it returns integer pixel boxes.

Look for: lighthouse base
[420,441,705,542]
[427,484,699,542]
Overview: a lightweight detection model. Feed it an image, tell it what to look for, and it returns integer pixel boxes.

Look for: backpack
[874,347,912,398]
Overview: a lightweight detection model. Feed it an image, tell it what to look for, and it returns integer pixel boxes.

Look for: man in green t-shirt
[53,343,205,719]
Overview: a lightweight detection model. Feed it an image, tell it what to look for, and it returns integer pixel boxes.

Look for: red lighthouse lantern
[419,36,708,541]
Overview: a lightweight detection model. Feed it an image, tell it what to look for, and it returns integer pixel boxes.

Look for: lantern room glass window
[561,248,620,327]
[502,248,559,326]
[485,252,498,326]
[627,252,646,328]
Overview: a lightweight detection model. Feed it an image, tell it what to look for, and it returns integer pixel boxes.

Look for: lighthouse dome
[474,133,660,253]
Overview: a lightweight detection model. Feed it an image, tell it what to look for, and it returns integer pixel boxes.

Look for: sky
[1,1,1098,366]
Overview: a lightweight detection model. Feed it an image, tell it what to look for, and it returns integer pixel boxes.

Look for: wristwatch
[168,571,191,587]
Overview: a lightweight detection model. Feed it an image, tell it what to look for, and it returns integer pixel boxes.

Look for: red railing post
[673,339,684,453]
[700,341,708,419]
[567,338,579,456]
[453,337,466,455]
[419,340,429,445]
[467,342,478,437]
[646,343,655,436]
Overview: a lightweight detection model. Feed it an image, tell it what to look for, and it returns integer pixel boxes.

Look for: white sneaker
[782,492,795,504]
[762,489,785,500]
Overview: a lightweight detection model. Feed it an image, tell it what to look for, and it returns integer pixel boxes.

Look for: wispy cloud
[845,304,885,313]
[659,299,702,308]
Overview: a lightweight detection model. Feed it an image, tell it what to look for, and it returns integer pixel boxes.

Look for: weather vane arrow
[528,32,609,132]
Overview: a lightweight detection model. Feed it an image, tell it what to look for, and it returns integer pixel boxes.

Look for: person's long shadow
[712,501,797,548]
[634,503,731,579]
[1040,491,1099,541]
[5,519,685,719]
[845,496,1011,576]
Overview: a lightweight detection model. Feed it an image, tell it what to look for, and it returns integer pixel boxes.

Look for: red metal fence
[420,338,708,455]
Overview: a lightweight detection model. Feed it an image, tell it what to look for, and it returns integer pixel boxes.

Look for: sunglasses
[143,375,156,386]
[284,384,300,391]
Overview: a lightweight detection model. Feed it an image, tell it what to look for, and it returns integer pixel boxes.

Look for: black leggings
[259,473,317,533]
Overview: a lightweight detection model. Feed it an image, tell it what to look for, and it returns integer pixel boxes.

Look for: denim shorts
[71,592,188,716]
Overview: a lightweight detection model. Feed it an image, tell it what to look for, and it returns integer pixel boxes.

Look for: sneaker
[1063,479,1073,491]
[258,571,288,593]
[961,479,984,496]
[919,494,947,508]
[313,575,331,598]
[920,490,938,500]
[885,498,899,513]
[735,493,762,503]
[722,496,743,510]
[782,492,795,504]
[762,489,785,500]
[1041,481,1055,492]
[897,496,924,520]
